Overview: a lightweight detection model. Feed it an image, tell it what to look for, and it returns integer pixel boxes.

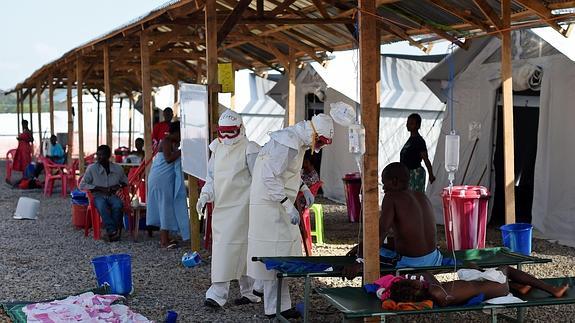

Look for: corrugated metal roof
[10,0,575,93]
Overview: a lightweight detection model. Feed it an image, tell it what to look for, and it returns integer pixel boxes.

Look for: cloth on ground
[262,259,332,273]
[382,299,433,311]
[22,292,151,322]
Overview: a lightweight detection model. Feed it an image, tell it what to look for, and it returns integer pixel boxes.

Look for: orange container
[72,204,88,229]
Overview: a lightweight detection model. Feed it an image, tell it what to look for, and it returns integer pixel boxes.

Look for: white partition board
[180,83,209,180]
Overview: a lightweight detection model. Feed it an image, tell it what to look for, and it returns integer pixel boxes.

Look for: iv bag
[445,133,460,173]
[348,124,366,156]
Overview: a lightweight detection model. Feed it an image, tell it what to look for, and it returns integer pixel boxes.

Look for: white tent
[268,52,446,202]
[423,28,575,247]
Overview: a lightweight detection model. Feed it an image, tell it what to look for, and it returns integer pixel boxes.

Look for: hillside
[0,89,67,113]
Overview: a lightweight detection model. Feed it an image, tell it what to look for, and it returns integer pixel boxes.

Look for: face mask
[221,137,241,145]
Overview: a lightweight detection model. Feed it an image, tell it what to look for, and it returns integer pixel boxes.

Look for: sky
[0,0,449,91]
[0,0,167,90]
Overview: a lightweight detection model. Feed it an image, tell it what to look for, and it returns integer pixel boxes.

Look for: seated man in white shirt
[80,145,128,241]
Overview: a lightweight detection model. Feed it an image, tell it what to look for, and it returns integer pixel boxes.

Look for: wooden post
[16,90,21,134]
[501,0,516,224]
[128,95,134,151]
[49,75,55,136]
[67,69,74,164]
[77,57,85,173]
[173,82,180,117]
[140,31,153,177]
[359,0,381,284]
[206,0,219,138]
[29,89,34,134]
[287,48,297,126]
[37,80,43,156]
[104,43,113,147]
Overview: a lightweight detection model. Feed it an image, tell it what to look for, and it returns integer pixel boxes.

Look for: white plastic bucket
[14,197,40,220]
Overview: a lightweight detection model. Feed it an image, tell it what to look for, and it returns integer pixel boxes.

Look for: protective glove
[281,199,300,225]
[302,187,315,208]
[196,194,209,215]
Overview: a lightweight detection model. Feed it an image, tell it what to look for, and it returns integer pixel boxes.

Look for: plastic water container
[441,186,490,251]
[165,310,178,323]
[181,251,201,268]
[500,223,533,256]
[14,197,40,220]
[71,204,88,229]
[342,173,362,222]
[91,254,133,295]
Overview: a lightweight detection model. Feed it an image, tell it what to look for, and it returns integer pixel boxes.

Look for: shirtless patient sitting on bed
[390,265,569,307]
[344,162,440,278]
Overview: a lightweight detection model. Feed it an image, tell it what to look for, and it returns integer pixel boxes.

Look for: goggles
[217,125,241,139]
[310,121,333,153]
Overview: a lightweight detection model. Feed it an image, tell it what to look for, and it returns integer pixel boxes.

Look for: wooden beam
[16,90,21,134]
[359,0,381,284]
[29,88,34,134]
[514,0,568,36]
[286,29,334,52]
[311,0,331,19]
[287,48,297,126]
[206,0,220,139]
[140,31,153,180]
[269,32,323,63]
[67,68,74,165]
[425,0,492,32]
[77,57,85,173]
[257,0,264,17]
[128,95,134,151]
[104,43,113,147]
[269,0,298,16]
[501,0,516,224]
[473,0,503,30]
[36,80,43,155]
[218,0,252,47]
[377,21,429,52]
[49,75,55,135]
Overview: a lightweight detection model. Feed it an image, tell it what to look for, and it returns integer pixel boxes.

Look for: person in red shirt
[152,107,173,144]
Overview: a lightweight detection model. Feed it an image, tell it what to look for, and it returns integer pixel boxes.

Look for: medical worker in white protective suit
[197,109,262,309]
[247,114,334,318]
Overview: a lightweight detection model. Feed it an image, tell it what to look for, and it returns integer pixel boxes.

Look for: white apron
[247,144,305,280]
[211,138,252,282]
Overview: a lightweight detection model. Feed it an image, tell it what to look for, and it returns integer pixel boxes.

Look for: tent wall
[425,32,575,247]
[321,56,445,202]
[532,54,575,247]
[426,38,501,224]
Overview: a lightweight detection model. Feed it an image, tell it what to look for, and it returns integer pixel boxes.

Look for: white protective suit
[247,114,334,315]
[200,111,261,307]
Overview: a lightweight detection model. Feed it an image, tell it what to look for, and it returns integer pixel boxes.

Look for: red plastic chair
[85,187,130,240]
[5,149,16,183]
[297,181,323,256]
[41,156,67,197]
[64,159,80,192]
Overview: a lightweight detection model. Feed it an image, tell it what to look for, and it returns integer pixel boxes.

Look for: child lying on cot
[386,265,569,307]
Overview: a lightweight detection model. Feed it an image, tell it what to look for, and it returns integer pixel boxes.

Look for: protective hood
[270,120,312,150]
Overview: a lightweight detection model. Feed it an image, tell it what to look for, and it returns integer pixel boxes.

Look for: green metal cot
[253,248,552,322]
[317,277,575,322]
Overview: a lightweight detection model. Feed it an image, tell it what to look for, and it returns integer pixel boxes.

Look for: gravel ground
[1,162,574,322]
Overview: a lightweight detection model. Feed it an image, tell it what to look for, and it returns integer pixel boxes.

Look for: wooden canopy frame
[7,0,574,275]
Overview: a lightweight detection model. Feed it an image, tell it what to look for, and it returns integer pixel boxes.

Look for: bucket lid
[442,185,490,198]
[343,172,361,180]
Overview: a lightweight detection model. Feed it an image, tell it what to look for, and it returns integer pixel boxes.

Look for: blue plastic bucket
[500,223,533,255]
[91,254,132,295]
